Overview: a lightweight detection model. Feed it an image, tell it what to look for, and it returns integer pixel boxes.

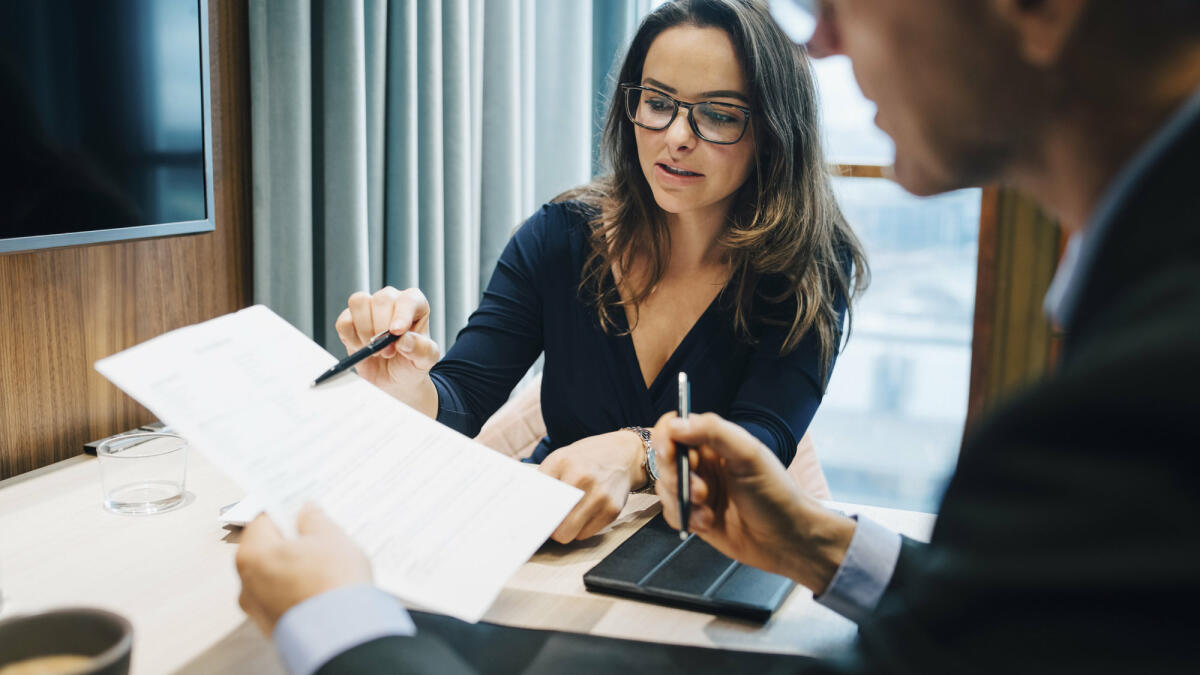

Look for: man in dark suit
[234,0,1200,673]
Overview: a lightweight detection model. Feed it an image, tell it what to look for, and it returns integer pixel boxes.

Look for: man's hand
[652,412,855,594]
[235,504,372,635]
[539,430,647,543]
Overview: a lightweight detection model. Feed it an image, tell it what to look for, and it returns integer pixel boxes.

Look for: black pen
[677,371,691,540]
[312,331,406,386]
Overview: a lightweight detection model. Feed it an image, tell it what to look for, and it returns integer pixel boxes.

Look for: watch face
[647,447,659,481]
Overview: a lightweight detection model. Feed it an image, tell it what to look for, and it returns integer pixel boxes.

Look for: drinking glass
[97,432,188,515]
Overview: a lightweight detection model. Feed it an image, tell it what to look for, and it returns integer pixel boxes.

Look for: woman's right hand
[334,286,441,417]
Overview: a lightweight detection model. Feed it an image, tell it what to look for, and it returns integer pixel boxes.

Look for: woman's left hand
[539,430,648,543]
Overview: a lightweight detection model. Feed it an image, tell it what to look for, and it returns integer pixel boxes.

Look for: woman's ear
[990,0,1090,66]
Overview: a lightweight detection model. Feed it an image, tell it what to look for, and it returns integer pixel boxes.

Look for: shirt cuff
[814,514,901,624]
[273,584,416,675]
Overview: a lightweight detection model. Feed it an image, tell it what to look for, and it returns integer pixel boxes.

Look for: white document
[95,305,582,623]
[218,495,262,527]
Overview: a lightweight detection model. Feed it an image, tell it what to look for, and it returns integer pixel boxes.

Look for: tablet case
[583,514,795,622]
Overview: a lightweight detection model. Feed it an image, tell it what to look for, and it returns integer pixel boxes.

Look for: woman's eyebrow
[643,77,749,103]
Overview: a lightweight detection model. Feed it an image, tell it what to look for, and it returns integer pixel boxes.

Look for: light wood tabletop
[0,452,934,674]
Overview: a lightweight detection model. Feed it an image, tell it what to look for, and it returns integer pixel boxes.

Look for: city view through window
[810,57,980,512]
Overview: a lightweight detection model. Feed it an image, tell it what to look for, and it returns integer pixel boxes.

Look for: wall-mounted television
[0,0,213,254]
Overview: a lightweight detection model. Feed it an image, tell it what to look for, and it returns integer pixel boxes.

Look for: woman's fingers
[540,458,623,543]
[389,288,431,334]
[370,287,403,343]
[334,308,362,353]
[341,287,436,364]
[538,459,582,543]
[347,291,376,346]
[577,502,622,540]
[548,483,622,543]
[395,332,441,372]
[549,498,593,544]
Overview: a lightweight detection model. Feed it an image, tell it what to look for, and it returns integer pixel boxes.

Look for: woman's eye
[645,97,673,112]
[703,111,734,125]
[701,107,741,125]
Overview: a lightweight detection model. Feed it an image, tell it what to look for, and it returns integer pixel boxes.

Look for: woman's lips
[655,162,705,182]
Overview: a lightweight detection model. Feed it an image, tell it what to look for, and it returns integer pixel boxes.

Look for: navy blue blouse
[429,201,844,466]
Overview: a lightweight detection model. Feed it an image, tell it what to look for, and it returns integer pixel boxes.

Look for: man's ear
[806,2,842,59]
[991,0,1090,66]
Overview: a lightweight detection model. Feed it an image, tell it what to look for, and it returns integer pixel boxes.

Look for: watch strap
[623,426,656,493]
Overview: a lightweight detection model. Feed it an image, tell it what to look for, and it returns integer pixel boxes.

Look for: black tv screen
[0,0,213,253]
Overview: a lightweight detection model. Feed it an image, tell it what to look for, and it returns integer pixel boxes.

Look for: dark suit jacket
[318,107,1200,675]
[843,101,1200,674]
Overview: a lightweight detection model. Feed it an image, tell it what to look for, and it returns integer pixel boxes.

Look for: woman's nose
[663,107,697,150]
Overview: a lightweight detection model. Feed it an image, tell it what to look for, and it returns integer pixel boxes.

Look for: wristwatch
[623,426,657,492]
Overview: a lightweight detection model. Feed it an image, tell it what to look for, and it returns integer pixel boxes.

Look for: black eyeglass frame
[620,84,753,145]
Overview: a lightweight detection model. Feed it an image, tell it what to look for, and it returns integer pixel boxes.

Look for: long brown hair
[564,0,868,379]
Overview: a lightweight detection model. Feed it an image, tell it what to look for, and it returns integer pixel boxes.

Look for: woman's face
[634,25,756,222]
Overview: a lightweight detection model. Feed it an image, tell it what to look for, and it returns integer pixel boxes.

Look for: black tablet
[583,514,795,622]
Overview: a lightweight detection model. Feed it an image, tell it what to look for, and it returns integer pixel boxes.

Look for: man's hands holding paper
[539,430,649,543]
[236,504,371,635]
[335,286,441,418]
[229,411,856,636]
[651,412,856,595]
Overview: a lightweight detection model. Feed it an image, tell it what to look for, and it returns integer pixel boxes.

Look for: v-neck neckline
[611,288,724,401]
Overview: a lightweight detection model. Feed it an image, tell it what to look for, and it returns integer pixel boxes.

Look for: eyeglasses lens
[625,88,746,144]
[693,103,747,143]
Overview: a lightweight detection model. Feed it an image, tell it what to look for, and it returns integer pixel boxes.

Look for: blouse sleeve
[728,283,848,467]
[428,204,560,437]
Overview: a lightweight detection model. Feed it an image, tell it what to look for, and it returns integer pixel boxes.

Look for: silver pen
[678,372,691,540]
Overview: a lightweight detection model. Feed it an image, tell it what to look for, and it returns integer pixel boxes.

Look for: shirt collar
[1044,86,1200,328]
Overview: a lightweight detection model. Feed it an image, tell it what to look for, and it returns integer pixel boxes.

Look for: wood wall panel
[966,187,1061,427]
[0,1,251,479]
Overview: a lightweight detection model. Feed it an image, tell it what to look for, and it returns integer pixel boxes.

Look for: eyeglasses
[621,84,752,145]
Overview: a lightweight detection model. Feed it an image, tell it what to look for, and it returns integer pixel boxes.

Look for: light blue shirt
[273,584,415,675]
[812,513,901,623]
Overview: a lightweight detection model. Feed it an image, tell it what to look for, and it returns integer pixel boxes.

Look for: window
[813,57,893,165]
[810,57,980,513]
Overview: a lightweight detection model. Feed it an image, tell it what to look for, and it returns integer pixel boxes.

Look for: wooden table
[0,453,934,674]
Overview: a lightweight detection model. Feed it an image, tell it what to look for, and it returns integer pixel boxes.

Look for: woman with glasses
[335,0,867,543]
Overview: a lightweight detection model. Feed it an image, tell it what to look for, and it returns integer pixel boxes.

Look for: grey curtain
[250,0,651,352]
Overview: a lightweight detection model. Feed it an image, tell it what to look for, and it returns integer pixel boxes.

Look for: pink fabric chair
[474,375,832,500]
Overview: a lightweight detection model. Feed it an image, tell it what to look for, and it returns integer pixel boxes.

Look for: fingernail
[399,334,415,350]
